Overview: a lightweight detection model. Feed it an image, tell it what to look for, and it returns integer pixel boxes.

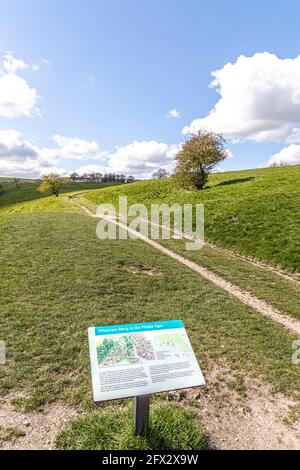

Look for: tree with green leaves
[174,130,227,190]
[37,173,69,197]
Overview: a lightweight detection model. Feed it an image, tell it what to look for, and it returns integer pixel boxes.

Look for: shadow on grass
[215,177,254,187]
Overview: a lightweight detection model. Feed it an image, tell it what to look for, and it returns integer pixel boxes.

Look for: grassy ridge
[1,178,300,450]
[161,238,300,320]
[0,180,118,213]
[0,210,299,413]
[76,191,300,322]
[84,165,300,271]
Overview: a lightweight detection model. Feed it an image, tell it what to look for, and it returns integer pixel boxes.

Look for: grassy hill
[84,165,300,272]
[1,186,299,408]
[0,169,300,449]
[0,180,119,214]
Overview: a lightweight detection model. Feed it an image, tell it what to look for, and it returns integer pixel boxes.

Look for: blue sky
[1,0,300,178]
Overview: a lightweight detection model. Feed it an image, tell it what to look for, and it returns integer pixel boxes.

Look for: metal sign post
[133,394,150,436]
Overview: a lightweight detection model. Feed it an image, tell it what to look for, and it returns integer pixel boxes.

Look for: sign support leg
[133,394,150,436]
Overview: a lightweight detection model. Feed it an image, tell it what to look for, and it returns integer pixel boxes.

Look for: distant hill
[0,180,118,212]
[84,165,300,272]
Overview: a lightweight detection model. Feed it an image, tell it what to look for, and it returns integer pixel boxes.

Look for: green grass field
[0,170,299,449]
[159,238,300,321]
[2,210,299,411]
[84,165,300,272]
[0,180,118,214]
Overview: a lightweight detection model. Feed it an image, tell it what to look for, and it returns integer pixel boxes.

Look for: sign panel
[88,320,205,402]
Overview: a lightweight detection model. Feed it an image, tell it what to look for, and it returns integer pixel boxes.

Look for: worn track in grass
[70,198,300,336]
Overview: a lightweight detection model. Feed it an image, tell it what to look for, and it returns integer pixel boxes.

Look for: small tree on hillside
[126,175,135,183]
[174,130,227,190]
[37,173,68,197]
[152,168,170,179]
[94,172,103,182]
[70,172,79,182]
[13,178,20,188]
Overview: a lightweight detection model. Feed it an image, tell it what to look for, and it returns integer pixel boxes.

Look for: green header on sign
[94,320,184,336]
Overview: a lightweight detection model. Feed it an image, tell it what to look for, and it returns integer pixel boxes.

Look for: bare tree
[152,168,170,179]
[126,175,135,183]
[94,172,103,182]
[70,172,79,182]
[13,178,21,188]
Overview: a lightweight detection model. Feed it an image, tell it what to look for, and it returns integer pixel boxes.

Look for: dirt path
[1,362,299,450]
[1,197,299,450]
[70,194,299,283]
[0,395,79,450]
[141,216,299,283]
[205,241,299,283]
[72,198,300,336]
[175,360,300,450]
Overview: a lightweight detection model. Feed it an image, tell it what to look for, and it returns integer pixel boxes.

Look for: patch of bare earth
[1,361,300,449]
[0,394,79,450]
[168,360,300,450]
[126,263,162,276]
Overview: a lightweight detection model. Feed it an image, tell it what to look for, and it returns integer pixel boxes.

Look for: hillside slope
[84,165,300,272]
[1,171,300,449]
[0,180,118,214]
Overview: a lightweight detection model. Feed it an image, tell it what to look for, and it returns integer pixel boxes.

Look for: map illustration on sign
[88,320,205,402]
[155,334,190,352]
[96,333,155,367]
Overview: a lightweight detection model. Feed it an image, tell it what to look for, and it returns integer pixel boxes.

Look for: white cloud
[225,149,234,158]
[86,75,95,83]
[0,129,67,178]
[267,144,300,166]
[3,54,42,73]
[166,108,180,119]
[0,129,37,160]
[107,140,180,177]
[0,53,39,118]
[0,130,180,179]
[51,135,105,160]
[0,74,39,118]
[40,58,51,66]
[75,164,106,176]
[3,52,28,73]
[0,159,67,178]
[73,140,181,178]
[183,52,300,143]
[0,130,110,178]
